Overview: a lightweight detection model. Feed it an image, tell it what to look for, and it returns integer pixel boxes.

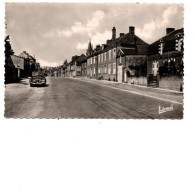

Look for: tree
[5,35,14,60]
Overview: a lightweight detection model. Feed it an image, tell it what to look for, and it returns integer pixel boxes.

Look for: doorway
[118,65,122,82]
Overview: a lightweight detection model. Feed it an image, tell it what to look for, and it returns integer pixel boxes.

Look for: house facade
[74,54,87,77]
[81,57,87,77]
[147,28,184,91]
[65,54,87,78]
[62,26,184,92]
[5,55,25,83]
[86,26,149,83]
[19,51,36,77]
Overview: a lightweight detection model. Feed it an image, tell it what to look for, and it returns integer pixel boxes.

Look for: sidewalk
[72,77,184,104]
[5,78,30,89]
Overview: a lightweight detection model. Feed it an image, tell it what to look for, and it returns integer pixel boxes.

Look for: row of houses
[5,50,40,83]
[59,26,184,91]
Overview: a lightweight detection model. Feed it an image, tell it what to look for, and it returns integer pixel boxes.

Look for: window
[104,52,106,61]
[113,48,116,59]
[101,66,104,73]
[98,55,100,63]
[176,38,183,51]
[104,64,107,73]
[113,62,116,74]
[109,50,111,59]
[160,43,163,55]
[98,67,100,73]
[108,63,111,74]
[77,66,81,71]
[159,40,164,55]
[90,58,92,64]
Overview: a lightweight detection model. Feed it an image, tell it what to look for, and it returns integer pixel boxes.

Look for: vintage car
[29,75,46,87]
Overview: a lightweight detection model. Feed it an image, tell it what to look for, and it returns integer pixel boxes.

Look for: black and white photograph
[1,1,195,195]
[4,2,184,119]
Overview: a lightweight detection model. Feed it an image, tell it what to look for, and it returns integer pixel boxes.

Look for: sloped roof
[19,51,35,60]
[137,45,149,55]
[115,33,148,46]
[119,48,137,55]
[89,31,149,57]
[116,44,149,57]
[148,28,184,55]
[76,54,87,62]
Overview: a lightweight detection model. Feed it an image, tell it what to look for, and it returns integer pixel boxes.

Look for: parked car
[29,75,46,87]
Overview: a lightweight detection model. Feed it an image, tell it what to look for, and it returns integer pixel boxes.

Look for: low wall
[159,76,183,91]
[127,76,147,86]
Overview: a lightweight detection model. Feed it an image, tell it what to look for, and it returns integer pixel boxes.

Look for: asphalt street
[5,77,183,119]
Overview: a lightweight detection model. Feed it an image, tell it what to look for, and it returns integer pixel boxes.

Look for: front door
[124,71,127,83]
[152,61,159,76]
[118,65,123,82]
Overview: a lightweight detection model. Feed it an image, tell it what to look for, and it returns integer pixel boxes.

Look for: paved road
[5,77,183,119]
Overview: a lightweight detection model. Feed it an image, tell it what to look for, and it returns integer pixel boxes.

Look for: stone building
[81,57,87,77]
[86,26,149,83]
[74,54,87,77]
[67,55,79,78]
[147,28,184,91]
[67,54,87,78]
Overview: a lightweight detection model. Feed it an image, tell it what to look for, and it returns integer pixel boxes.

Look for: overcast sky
[5,3,183,67]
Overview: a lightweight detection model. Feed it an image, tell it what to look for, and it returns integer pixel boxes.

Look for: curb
[66,77,183,105]
[72,77,183,95]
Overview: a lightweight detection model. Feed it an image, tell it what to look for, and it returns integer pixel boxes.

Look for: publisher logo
[159,104,174,114]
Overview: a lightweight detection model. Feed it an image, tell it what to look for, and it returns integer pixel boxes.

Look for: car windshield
[31,76,45,79]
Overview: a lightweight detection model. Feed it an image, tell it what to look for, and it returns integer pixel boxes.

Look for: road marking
[68,78,183,105]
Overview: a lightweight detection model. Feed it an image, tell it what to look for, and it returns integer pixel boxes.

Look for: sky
[5,3,184,67]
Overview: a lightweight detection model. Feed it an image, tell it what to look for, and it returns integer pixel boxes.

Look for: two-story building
[19,51,36,77]
[81,56,87,77]
[5,55,25,83]
[147,28,184,91]
[86,26,149,83]
[74,54,87,77]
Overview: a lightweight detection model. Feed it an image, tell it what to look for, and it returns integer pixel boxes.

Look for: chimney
[120,33,124,37]
[112,27,116,41]
[72,55,78,61]
[166,28,175,35]
[129,26,135,44]
[96,45,101,50]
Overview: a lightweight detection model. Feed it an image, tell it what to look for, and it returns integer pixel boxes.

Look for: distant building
[74,54,87,77]
[35,62,40,71]
[81,56,87,77]
[19,51,36,77]
[62,60,68,77]
[68,55,79,77]
[66,54,87,78]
